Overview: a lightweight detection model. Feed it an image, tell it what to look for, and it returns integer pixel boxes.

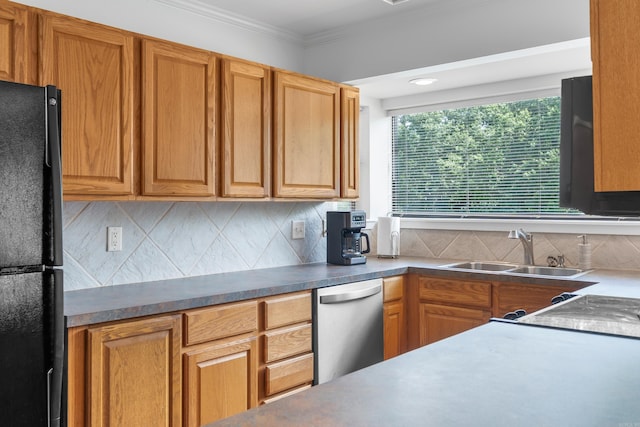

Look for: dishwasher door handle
[319,283,382,304]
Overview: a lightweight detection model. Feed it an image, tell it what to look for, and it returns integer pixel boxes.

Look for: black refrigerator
[0,80,65,426]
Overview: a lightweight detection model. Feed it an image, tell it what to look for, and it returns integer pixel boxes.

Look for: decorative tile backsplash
[62,201,332,290]
[63,201,640,291]
[369,227,640,272]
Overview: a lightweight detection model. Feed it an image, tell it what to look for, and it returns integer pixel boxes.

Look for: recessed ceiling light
[382,0,411,5]
[409,78,438,86]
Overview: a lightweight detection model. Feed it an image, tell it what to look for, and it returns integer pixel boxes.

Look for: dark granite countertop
[64,256,640,327]
[210,320,640,427]
[64,257,640,425]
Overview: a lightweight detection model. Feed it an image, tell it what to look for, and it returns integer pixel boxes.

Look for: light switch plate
[291,220,305,239]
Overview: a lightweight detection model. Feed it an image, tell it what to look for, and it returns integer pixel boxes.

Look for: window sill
[393,217,640,236]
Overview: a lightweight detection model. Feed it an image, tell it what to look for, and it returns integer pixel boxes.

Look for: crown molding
[152,0,303,45]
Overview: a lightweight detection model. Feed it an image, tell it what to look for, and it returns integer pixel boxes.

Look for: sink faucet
[508,228,534,265]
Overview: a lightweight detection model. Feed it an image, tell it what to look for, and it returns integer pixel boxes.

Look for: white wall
[14,0,304,72]
[358,96,392,220]
[303,0,590,82]
[16,0,590,84]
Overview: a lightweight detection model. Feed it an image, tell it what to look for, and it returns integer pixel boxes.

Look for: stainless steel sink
[507,266,585,277]
[519,294,640,338]
[444,261,518,271]
[442,261,587,278]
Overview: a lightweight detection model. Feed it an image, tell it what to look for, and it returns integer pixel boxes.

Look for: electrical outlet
[107,227,123,252]
[291,220,305,240]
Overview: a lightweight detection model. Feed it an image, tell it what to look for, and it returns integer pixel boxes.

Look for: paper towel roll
[377,217,400,258]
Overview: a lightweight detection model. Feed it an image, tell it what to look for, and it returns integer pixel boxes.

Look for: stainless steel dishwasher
[313,278,383,384]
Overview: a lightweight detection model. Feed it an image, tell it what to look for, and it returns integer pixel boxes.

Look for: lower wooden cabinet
[86,314,182,427]
[66,292,312,426]
[259,291,314,404]
[383,276,406,359]
[65,276,584,426]
[183,336,258,427]
[419,303,490,346]
[409,274,585,348]
[182,300,259,426]
[409,275,492,348]
[492,282,581,318]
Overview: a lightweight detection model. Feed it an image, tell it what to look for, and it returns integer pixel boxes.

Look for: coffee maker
[326,210,370,265]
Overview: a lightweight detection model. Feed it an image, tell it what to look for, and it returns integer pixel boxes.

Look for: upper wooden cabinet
[340,85,360,199]
[591,0,640,191]
[220,57,271,198]
[273,71,341,198]
[24,3,359,200]
[40,14,135,196]
[142,39,216,197]
[0,3,36,84]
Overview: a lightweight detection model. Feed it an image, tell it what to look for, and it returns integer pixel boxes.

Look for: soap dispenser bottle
[577,235,592,270]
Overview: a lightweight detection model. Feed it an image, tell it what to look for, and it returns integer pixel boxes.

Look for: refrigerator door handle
[47,368,53,427]
[46,86,63,266]
[48,269,64,427]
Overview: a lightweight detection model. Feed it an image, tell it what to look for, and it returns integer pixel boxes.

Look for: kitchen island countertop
[210,320,640,427]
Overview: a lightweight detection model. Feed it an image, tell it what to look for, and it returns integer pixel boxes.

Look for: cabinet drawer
[264,292,311,330]
[383,276,404,302]
[265,353,314,396]
[184,300,258,346]
[264,324,312,363]
[262,384,311,405]
[418,277,491,308]
[493,283,581,318]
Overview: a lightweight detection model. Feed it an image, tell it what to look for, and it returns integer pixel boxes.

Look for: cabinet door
[591,0,640,191]
[419,303,490,346]
[273,71,340,198]
[384,300,404,360]
[40,15,135,196]
[493,283,580,318]
[340,85,360,198]
[0,3,35,84]
[383,276,405,359]
[220,57,270,197]
[184,336,258,427]
[142,39,216,197]
[87,314,182,427]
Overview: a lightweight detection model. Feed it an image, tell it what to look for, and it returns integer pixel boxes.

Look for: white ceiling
[189,0,445,38]
[349,39,592,101]
[165,0,592,101]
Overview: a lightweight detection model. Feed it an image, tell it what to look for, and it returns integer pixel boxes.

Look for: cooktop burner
[518,294,640,338]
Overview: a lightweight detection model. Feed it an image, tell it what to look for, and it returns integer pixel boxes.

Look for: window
[391,97,576,216]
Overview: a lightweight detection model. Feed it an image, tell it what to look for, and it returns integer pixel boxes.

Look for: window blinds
[391,97,574,216]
